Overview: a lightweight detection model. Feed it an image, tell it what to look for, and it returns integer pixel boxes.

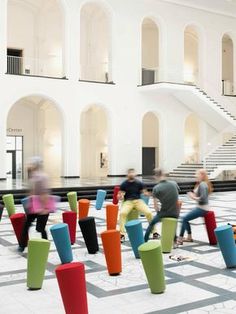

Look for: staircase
[169,134,236,179]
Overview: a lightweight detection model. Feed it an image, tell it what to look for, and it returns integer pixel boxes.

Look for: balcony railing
[7,55,65,79]
[80,62,113,84]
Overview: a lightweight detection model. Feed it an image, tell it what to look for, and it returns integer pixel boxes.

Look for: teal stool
[95,190,107,210]
[215,225,236,268]
[50,223,73,264]
[161,218,178,253]
[27,239,50,289]
[138,241,165,294]
[125,220,144,258]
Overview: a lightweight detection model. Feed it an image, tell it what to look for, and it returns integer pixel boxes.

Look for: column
[0,115,6,179]
[0,0,7,76]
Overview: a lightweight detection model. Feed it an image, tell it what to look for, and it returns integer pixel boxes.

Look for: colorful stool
[67,192,77,212]
[27,239,50,289]
[62,211,77,245]
[112,186,120,205]
[141,194,150,205]
[161,218,178,253]
[125,219,144,258]
[50,223,73,264]
[138,241,165,294]
[78,199,90,220]
[204,211,217,245]
[127,209,139,222]
[79,217,99,254]
[215,225,236,268]
[56,262,88,314]
[2,194,15,217]
[95,189,106,210]
[21,197,30,214]
[106,204,119,230]
[101,230,122,276]
[10,213,27,245]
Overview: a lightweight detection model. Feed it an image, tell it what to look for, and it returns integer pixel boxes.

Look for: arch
[80,104,109,177]
[222,32,234,95]
[79,0,113,83]
[7,0,66,78]
[142,111,160,175]
[7,95,64,179]
[183,23,205,85]
[184,113,200,163]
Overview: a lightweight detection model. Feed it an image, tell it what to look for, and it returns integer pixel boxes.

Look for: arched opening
[141,18,159,85]
[142,112,159,175]
[7,0,65,78]
[80,105,109,178]
[80,2,112,83]
[222,34,234,95]
[184,25,199,84]
[7,96,63,179]
[184,114,200,163]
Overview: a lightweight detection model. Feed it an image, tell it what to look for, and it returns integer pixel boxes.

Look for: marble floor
[1,192,236,313]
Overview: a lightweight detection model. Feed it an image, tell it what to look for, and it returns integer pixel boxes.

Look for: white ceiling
[160,0,236,18]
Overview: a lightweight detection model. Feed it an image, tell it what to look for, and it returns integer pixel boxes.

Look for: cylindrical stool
[127,209,139,222]
[62,211,77,245]
[10,213,27,245]
[78,199,90,220]
[2,194,15,217]
[101,230,122,276]
[138,241,165,294]
[21,197,30,214]
[205,211,217,245]
[56,262,88,314]
[50,223,73,264]
[79,217,99,254]
[95,189,107,210]
[141,194,150,206]
[215,225,236,268]
[27,238,50,289]
[125,219,144,258]
[0,204,3,221]
[67,192,77,212]
[161,218,178,253]
[112,186,120,205]
[106,204,119,230]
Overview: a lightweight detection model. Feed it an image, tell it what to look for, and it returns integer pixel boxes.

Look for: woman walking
[178,169,213,244]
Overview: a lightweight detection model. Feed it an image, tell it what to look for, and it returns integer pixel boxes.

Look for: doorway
[142,147,156,175]
[6,136,23,179]
[7,48,23,75]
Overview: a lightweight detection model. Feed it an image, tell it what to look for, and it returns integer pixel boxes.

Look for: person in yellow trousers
[118,169,159,243]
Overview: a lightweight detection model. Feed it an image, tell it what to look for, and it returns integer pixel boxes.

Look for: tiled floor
[1,192,236,313]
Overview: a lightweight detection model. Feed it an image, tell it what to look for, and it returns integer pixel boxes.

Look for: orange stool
[101,230,122,276]
[106,204,119,230]
[78,199,90,220]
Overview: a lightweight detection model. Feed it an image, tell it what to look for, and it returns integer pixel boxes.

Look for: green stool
[27,239,51,290]
[2,194,15,217]
[127,209,139,221]
[138,241,165,294]
[67,192,77,213]
[161,218,178,253]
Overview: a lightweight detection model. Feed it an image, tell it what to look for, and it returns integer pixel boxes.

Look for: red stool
[204,211,217,245]
[112,186,120,205]
[10,213,27,245]
[62,212,77,245]
[55,262,88,314]
[78,199,90,220]
[106,204,119,230]
[101,230,122,276]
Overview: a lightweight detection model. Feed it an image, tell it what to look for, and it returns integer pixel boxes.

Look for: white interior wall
[184,27,199,83]
[184,114,200,163]
[80,105,108,178]
[80,3,110,82]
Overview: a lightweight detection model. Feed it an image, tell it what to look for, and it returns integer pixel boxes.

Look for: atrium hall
[1,0,236,313]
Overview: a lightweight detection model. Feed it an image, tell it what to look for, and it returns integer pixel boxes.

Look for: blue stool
[141,194,150,206]
[125,219,144,258]
[21,197,30,214]
[50,223,73,264]
[95,190,107,210]
[215,225,236,268]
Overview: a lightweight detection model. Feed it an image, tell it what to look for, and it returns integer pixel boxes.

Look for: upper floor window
[222,34,234,96]
[184,25,199,85]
